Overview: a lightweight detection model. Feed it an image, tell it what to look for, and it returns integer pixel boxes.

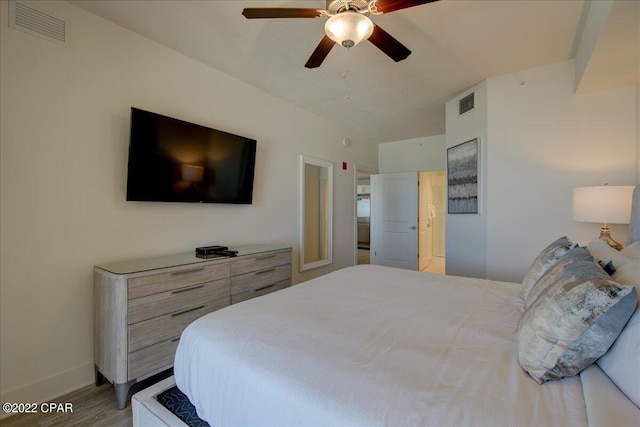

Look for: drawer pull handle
[171,284,204,295]
[255,284,275,293]
[170,267,204,276]
[255,255,275,261]
[170,336,181,343]
[256,268,276,275]
[171,305,205,317]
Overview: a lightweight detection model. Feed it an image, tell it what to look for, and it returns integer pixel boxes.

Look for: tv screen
[126,108,256,204]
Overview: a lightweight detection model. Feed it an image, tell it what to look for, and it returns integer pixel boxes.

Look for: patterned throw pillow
[518,260,637,384]
[521,236,575,302]
[525,247,594,310]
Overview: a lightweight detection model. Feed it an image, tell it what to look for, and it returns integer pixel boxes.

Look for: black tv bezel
[125,107,257,205]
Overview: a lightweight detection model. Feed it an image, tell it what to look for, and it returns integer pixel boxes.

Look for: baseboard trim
[0,363,94,420]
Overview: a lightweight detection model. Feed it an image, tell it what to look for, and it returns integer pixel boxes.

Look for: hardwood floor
[421,256,446,275]
[357,248,370,264]
[1,383,132,427]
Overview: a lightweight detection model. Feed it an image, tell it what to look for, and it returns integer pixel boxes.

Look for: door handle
[409,226,417,230]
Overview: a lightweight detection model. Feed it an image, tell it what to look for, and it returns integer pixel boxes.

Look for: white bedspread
[174,265,587,426]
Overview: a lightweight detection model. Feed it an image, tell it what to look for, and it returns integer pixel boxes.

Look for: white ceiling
[69,0,637,144]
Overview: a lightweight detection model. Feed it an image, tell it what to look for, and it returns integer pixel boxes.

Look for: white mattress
[174,265,587,426]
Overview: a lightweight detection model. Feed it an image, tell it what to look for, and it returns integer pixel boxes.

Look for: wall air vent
[459,92,474,115]
[8,0,67,46]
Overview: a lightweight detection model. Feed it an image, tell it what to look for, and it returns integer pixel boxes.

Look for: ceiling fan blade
[242,8,323,19]
[305,35,336,69]
[374,0,439,14]
[368,24,411,62]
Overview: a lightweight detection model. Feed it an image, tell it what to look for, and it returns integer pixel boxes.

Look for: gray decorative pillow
[522,236,575,302]
[525,247,594,310]
[518,260,637,384]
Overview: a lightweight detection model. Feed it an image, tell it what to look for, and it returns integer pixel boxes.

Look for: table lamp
[572,185,634,250]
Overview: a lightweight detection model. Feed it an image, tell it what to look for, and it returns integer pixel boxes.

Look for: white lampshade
[572,186,634,224]
[324,11,374,48]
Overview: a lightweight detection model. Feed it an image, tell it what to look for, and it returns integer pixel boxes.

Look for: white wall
[485,60,636,282]
[445,62,636,282]
[574,0,613,92]
[378,135,446,173]
[0,1,376,406]
[445,82,489,278]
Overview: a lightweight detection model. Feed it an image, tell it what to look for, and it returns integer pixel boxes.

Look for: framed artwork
[447,138,479,214]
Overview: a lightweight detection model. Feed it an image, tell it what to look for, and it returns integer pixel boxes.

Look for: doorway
[418,170,446,274]
[356,170,371,265]
[367,170,445,273]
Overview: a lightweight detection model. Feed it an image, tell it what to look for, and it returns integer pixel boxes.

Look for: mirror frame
[299,155,333,272]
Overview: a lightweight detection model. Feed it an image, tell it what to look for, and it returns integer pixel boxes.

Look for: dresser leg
[114,381,134,409]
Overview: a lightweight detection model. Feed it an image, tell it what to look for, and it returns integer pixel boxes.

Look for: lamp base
[599,223,623,251]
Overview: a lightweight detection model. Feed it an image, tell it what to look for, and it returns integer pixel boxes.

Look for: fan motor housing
[326,0,371,15]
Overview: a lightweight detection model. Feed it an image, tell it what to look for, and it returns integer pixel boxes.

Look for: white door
[371,172,418,270]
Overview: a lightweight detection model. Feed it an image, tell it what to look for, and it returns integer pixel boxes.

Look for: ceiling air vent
[8,0,67,46]
[459,92,474,115]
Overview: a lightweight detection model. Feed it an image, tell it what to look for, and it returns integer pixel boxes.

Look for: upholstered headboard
[628,185,640,245]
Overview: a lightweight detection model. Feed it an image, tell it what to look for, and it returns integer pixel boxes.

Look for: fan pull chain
[342,46,351,101]
[342,70,350,100]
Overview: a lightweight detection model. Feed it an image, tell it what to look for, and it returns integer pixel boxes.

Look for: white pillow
[597,308,640,408]
[612,260,640,290]
[599,252,640,409]
[621,241,640,259]
[587,238,632,268]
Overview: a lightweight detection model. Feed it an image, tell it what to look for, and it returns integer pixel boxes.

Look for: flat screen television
[126,108,257,204]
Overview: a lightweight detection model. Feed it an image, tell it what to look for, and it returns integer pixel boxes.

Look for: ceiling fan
[242,0,440,68]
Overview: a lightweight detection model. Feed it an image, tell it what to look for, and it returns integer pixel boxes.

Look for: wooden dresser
[93,244,292,409]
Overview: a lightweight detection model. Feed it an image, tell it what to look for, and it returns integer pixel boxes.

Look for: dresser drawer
[128,278,230,324]
[128,263,230,299]
[230,251,291,276]
[231,279,291,304]
[128,297,229,352]
[128,338,180,380]
[231,264,291,295]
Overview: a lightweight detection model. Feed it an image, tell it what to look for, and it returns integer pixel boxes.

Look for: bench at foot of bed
[132,376,188,427]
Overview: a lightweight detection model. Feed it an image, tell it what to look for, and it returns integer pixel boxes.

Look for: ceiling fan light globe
[325,11,374,48]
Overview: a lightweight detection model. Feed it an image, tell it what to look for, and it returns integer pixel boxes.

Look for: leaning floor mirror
[299,155,333,272]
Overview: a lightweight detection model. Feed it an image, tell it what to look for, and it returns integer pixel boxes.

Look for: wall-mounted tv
[126,108,257,204]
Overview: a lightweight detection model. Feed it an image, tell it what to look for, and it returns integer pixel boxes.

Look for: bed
[133,186,640,426]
